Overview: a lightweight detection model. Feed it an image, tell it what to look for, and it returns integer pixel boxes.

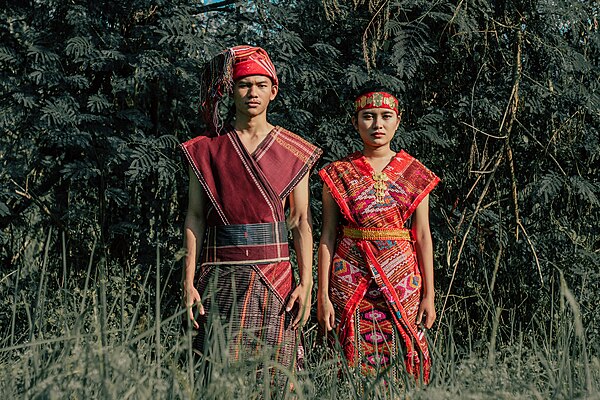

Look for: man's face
[352,108,401,148]
[232,76,278,118]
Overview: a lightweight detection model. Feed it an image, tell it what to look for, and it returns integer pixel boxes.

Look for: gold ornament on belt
[372,172,388,203]
[343,226,411,241]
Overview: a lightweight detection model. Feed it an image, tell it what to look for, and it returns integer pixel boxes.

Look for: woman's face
[352,108,401,149]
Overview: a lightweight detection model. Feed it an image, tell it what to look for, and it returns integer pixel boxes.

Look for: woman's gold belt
[342,226,411,241]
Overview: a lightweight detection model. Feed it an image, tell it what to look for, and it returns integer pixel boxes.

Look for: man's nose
[247,85,258,97]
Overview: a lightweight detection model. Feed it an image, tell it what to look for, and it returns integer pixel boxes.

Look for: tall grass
[0,236,598,399]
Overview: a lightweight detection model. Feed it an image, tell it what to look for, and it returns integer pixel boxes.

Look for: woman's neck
[362,146,396,173]
[362,145,395,160]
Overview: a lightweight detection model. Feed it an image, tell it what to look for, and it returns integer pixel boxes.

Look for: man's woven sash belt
[210,221,288,246]
[342,226,411,241]
[203,221,289,265]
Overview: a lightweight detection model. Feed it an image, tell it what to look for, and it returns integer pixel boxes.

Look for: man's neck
[233,114,272,137]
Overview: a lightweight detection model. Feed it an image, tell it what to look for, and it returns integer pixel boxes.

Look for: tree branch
[436,150,504,346]
[503,28,523,235]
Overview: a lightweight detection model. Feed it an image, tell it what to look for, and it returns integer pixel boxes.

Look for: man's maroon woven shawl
[181,125,321,300]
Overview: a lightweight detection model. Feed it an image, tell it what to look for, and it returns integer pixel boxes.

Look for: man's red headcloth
[230,45,278,85]
[199,45,278,135]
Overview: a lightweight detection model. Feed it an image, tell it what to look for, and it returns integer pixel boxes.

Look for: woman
[317,87,439,383]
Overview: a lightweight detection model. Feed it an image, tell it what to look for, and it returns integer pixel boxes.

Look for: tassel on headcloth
[199,45,278,136]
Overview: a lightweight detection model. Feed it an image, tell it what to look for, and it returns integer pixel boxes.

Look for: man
[180,45,321,383]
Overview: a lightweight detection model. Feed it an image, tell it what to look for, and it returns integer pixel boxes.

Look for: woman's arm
[412,194,436,329]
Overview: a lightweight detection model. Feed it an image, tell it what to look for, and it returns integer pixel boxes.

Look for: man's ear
[351,116,358,131]
[270,84,278,100]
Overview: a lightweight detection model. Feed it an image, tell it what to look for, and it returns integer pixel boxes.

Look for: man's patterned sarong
[181,126,321,383]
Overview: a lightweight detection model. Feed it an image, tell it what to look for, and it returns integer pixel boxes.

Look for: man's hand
[184,285,204,329]
[416,295,436,329]
[317,293,336,332]
[286,282,312,330]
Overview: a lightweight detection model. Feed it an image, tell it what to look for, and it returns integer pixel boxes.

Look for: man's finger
[293,302,308,329]
[188,306,199,329]
[286,293,298,312]
[197,301,205,316]
[416,309,424,326]
[301,312,309,328]
[292,312,301,329]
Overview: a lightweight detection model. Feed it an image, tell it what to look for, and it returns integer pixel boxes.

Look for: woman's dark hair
[354,85,397,101]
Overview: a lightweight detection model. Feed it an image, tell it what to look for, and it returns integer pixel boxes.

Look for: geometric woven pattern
[182,126,322,387]
[319,150,439,383]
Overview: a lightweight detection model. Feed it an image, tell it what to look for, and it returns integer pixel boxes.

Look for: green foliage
[1,0,599,398]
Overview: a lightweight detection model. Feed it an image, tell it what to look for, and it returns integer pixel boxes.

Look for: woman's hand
[416,295,436,329]
[317,293,336,332]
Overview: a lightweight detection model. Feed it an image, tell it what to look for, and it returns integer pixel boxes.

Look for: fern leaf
[569,176,599,207]
[87,94,112,113]
[65,36,94,58]
[0,47,18,65]
[537,172,564,203]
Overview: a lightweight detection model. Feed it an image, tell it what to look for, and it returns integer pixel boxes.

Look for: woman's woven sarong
[319,150,439,383]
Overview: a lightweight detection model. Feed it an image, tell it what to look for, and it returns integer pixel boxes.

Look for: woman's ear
[395,110,402,129]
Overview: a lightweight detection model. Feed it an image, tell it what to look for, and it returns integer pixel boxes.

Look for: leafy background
[0,0,598,398]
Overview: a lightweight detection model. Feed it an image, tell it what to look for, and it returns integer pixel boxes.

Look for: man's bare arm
[183,166,208,328]
[286,173,313,329]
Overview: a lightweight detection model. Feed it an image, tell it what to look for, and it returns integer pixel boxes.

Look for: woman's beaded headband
[354,92,399,114]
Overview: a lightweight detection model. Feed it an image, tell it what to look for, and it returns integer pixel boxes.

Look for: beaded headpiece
[354,92,399,114]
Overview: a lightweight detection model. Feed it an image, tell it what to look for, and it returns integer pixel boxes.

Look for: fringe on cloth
[198,49,235,136]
